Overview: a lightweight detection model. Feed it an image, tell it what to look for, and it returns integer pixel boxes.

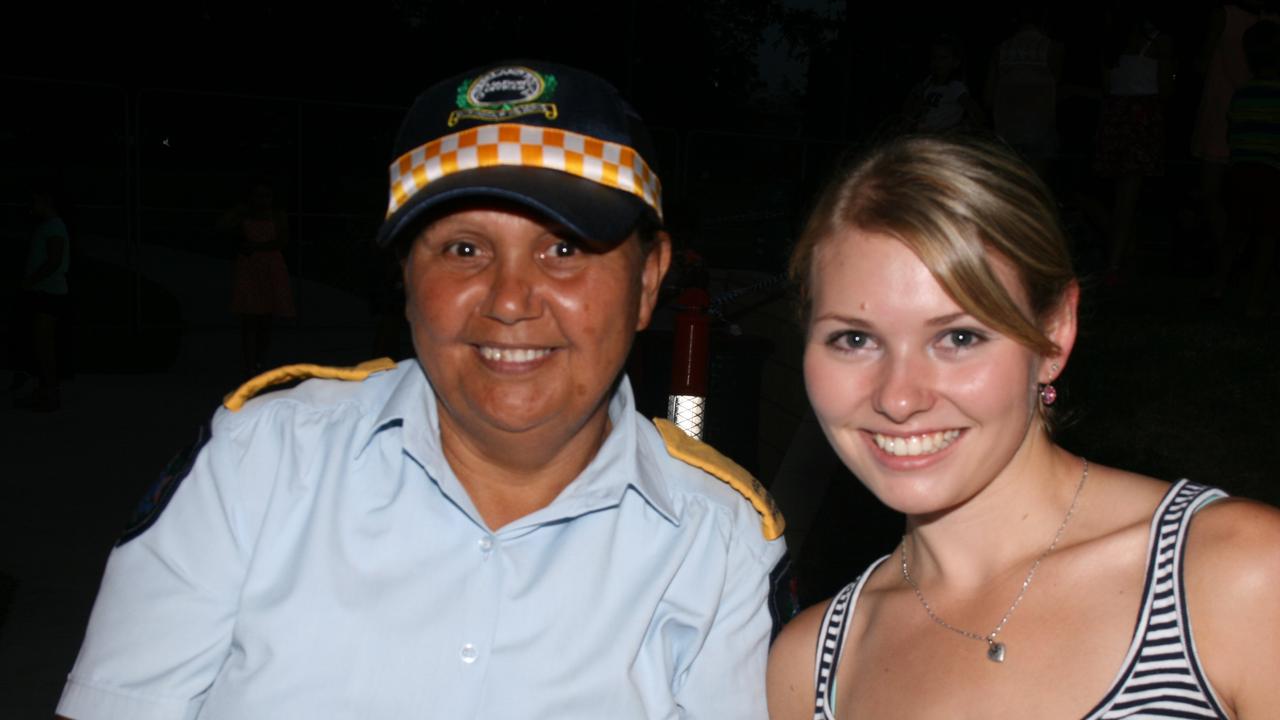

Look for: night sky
[8,1,1221,130]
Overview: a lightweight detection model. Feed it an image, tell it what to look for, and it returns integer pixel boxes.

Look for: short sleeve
[674,513,787,719]
[57,406,280,720]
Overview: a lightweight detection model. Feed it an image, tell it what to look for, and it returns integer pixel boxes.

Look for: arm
[900,80,926,129]
[216,206,253,255]
[674,527,788,719]
[22,234,65,290]
[55,409,274,720]
[959,90,987,128]
[1184,498,1280,719]
[266,211,290,252]
[767,602,826,720]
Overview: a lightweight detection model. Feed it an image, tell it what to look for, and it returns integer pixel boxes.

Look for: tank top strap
[811,555,889,720]
[1082,479,1230,719]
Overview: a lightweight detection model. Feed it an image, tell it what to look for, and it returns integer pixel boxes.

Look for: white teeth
[873,430,960,457]
[478,347,553,363]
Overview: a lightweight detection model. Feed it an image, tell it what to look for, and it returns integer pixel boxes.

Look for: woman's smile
[803,227,1046,516]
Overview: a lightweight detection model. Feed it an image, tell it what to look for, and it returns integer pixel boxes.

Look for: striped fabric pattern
[811,556,888,720]
[809,481,1228,719]
[1228,80,1280,170]
[1084,480,1229,720]
[386,123,662,219]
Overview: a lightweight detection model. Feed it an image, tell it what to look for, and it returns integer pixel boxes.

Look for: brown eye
[938,328,988,350]
[841,332,869,348]
[549,240,578,258]
[445,241,477,257]
[826,331,877,352]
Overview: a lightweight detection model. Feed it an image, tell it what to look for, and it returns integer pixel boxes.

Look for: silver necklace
[900,459,1089,664]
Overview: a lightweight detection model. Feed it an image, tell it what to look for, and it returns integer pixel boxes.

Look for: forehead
[418,204,562,236]
[811,229,949,314]
[810,227,1027,319]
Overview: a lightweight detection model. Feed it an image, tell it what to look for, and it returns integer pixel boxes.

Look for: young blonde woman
[768,135,1280,719]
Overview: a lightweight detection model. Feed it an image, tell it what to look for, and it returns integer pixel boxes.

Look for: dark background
[3,1,1278,715]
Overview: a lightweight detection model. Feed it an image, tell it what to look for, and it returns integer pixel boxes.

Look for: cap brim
[375,166,647,249]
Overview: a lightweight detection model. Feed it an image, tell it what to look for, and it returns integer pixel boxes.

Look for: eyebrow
[813,311,974,327]
[925,312,972,327]
[812,313,874,327]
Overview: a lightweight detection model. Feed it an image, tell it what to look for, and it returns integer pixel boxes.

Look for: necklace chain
[899,459,1089,662]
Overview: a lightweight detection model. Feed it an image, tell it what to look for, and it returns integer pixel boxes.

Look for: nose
[872,352,936,424]
[481,255,542,324]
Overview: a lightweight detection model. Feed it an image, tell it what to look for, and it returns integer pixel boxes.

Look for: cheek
[942,353,1037,420]
[549,268,643,343]
[803,347,863,424]
[403,275,426,329]
[405,269,479,335]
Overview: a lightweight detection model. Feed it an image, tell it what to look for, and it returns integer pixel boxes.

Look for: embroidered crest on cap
[450,66,559,126]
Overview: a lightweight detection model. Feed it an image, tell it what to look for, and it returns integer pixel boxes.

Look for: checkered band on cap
[386,123,663,220]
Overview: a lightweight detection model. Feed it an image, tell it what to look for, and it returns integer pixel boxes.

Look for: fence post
[667,286,711,439]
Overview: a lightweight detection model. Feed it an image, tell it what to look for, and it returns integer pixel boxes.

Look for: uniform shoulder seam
[651,418,785,541]
[223,357,398,411]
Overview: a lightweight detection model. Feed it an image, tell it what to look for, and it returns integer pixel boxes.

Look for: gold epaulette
[652,418,785,541]
[223,358,399,411]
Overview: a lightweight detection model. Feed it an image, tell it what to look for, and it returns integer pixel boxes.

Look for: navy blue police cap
[375,60,663,248]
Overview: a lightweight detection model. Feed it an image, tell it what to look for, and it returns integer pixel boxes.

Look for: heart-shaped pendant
[987,641,1006,663]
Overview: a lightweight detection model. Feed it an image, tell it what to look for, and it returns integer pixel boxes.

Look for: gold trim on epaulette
[223,357,398,411]
[652,418,785,541]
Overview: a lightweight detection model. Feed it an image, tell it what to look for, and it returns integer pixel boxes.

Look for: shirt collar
[539,378,679,529]
[362,362,680,531]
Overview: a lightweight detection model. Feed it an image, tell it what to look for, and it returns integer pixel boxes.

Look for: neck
[438,401,613,530]
[904,430,1086,589]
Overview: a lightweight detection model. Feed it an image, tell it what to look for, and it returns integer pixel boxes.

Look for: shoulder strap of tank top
[811,555,889,720]
[1083,480,1230,719]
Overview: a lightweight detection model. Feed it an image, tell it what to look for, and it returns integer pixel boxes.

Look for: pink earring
[1040,363,1060,406]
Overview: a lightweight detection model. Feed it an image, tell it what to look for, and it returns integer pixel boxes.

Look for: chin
[836,451,969,518]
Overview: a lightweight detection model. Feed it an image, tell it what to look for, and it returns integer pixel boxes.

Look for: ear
[635,230,673,331]
[1039,281,1079,383]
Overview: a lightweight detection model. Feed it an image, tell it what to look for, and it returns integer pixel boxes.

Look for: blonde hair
[789,135,1075,356]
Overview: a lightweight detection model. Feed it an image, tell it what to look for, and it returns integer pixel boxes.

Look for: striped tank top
[812,480,1229,719]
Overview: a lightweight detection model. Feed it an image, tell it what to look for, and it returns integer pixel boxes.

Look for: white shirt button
[460,643,479,664]
[478,536,493,552]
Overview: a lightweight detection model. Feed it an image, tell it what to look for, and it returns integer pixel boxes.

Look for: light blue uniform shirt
[59,360,786,719]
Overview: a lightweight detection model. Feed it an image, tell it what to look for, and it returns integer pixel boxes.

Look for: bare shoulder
[1185,495,1280,593]
[1071,462,1170,535]
[1184,496,1280,718]
[767,600,827,720]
